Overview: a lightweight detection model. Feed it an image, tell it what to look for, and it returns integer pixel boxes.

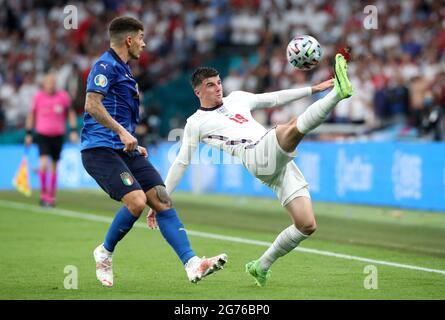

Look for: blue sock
[156,208,196,265]
[103,206,139,252]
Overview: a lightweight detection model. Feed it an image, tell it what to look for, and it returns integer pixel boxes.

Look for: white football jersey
[187,91,269,158]
[165,88,312,194]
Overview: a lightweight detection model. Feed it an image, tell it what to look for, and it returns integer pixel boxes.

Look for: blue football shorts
[81,147,165,201]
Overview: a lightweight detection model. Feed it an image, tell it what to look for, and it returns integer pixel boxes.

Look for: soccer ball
[286,35,323,71]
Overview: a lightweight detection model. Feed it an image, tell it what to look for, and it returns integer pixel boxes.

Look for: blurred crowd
[222,0,445,141]
[0,0,444,141]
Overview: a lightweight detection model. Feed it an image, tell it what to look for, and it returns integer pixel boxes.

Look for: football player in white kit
[148,53,353,286]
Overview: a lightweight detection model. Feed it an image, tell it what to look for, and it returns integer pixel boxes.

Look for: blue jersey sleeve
[86,61,116,96]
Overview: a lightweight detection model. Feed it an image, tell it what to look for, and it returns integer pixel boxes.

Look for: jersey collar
[108,48,128,66]
[199,103,223,112]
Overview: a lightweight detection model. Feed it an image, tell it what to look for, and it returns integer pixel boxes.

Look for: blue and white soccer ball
[286,35,323,71]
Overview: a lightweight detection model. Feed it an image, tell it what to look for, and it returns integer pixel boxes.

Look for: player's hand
[119,130,138,152]
[137,146,148,158]
[311,79,334,93]
[24,134,32,146]
[147,209,158,229]
[69,131,79,143]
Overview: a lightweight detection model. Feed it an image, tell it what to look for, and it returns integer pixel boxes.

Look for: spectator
[223,68,244,94]
[0,0,443,142]
[409,75,430,127]
[387,73,410,125]
[420,91,443,141]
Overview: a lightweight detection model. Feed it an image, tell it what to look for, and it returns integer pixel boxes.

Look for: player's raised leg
[145,186,227,283]
[296,53,353,135]
[275,53,353,153]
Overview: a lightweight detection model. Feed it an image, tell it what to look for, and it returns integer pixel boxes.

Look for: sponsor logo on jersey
[94,74,108,87]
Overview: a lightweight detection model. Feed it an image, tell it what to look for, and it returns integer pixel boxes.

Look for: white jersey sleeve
[164,120,199,195]
[230,87,312,111]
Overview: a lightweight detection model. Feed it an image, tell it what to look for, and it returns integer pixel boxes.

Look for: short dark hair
[191,67,220,88]
[109,16,144,43]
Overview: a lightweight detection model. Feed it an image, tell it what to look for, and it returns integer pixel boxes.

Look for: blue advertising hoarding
[1,142,444,212]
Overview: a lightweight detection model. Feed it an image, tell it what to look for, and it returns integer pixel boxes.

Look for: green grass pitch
[0,190,444,300]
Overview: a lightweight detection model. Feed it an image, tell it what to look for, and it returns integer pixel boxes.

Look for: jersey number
[229,114,249,124]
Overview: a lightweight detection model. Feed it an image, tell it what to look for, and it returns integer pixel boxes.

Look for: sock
[49,172,57,200]
[296,89,341,134]
[156,208,196,265]
[103,206,139,252]
[259,225,309,271]
[39,170,47,199]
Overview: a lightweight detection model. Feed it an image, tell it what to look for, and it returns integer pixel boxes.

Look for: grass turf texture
[0,190,444,299]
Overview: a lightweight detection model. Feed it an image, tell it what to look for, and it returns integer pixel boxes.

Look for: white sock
[296,89,341,134]
[259,225,309,271]
[101,244,113,256]
[185,256,200,268]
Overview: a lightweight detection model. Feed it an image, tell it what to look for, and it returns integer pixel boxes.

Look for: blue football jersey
[81,48,140,150]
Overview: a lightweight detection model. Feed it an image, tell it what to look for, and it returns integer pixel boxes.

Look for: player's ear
[194,88,200,98]
[125,34,132,48]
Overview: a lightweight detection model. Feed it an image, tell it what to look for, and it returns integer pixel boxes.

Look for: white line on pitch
[1,199,445,276]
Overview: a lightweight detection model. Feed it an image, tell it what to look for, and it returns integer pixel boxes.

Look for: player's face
[197,76,223,107]
[128,30,146,60]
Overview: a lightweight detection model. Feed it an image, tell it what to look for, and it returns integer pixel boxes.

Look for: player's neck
[110,45,130,64]
[200,100,223,110]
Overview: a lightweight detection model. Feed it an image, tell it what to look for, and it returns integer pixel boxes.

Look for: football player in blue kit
[81,16,226,287]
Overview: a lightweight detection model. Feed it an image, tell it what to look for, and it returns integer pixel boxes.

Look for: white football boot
[185,254,228,283]
[93,244,113,287]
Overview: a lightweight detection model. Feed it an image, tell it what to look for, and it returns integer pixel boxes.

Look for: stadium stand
[0,0,444,142]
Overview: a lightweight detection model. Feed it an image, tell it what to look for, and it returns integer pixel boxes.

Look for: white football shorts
[241,128,310,206]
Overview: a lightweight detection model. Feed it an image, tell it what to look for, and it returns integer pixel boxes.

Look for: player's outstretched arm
[85,92,138,152]
[249,78,334,110]
[147,152,195,229]
[164,121,199,195]
[147,121,199,229]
